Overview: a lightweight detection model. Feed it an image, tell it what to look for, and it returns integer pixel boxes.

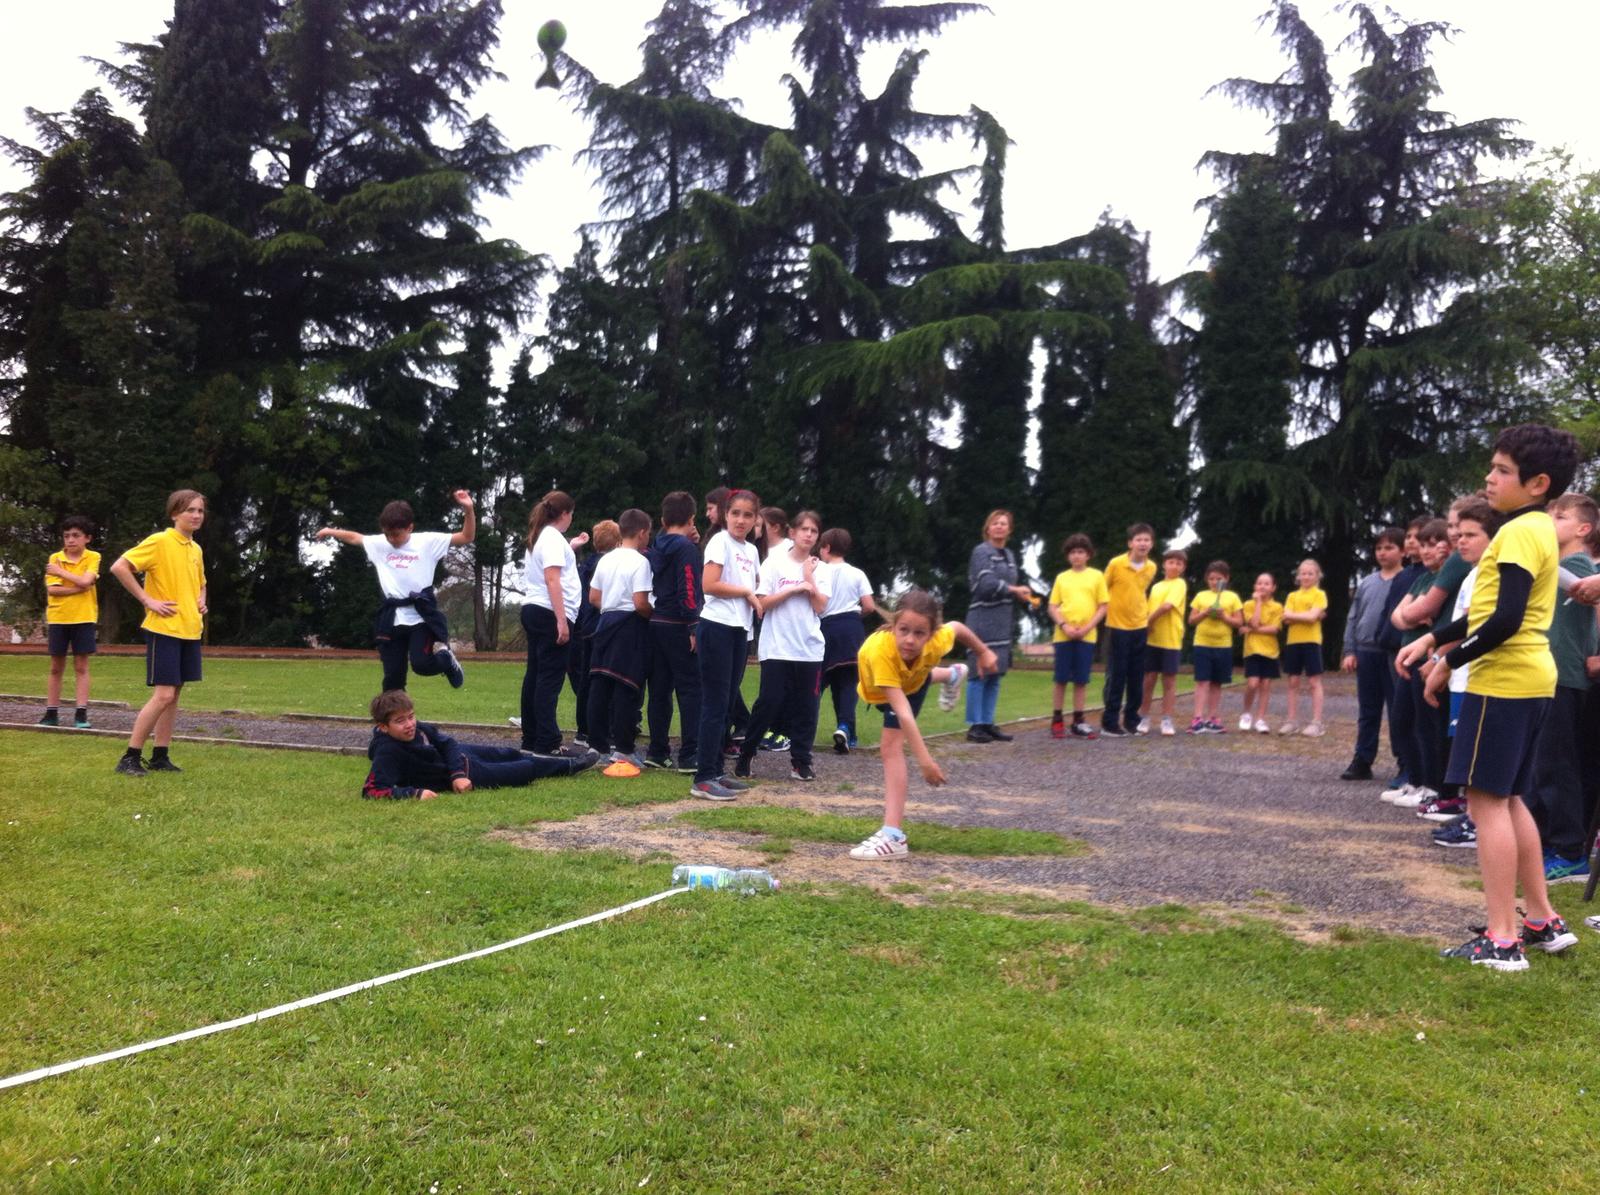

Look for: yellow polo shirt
[45,549,101,624]
[1191,588,1242,648]
[1242,598,1283,659]
[122,528,206,640]
[1146,578,1188,650]
[1104,553,1157,630]
[1048,567,1109,644]
[1465,510,1557,699]
[1284,587,1326,645]
[857,624,956,704]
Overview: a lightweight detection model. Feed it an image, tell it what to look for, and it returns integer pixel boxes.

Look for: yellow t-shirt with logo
[1104,553,1157,630]
[1465,510,1558,700]
[1146,578,1188,650]
[1284,587,1327,645]
[45,549,101,625]
[1191,588,1242,648]
[857,623,957,704]
[1242,598,1283,659]
[122,528,206,641]
[1048,567,1109,644]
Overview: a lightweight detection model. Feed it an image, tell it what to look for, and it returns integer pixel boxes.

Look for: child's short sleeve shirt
[857,623,957,705]
[362,531,452,627]
[1104,553,1157,630]
[1242,598,1283,658]
[700,531,761,633]
[1465,509,1558,699]
[1448,567,1477,694]
[1284,587,1326,645]
[1146,577,1188,650]
[524,525,581,620]
[756,552,830,662]
[593,546,653,615]
[1048,568,1109,644]
[1549,553,1598,690]
[45,549,101,625]
[122,529,205,640]
[1191,588,1242,648]
[821,562,871,619]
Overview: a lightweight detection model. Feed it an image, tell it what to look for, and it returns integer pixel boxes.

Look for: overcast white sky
[5,1,1598,350]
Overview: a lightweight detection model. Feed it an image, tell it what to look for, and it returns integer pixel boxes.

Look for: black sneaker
[1340,759,1374,781]
[38,710,59,727]
[675,757,699,774]
[569,748,601,774]
[642,755,672,770]
[1439,933,1527,972]
[965,725,995,743]
[146,756,183,773]
[1432,817,1477,849]
[74,715,93,729]
[434,646,465,688]
[733,758,752,780]
[1521,915,1579,955]
[790,763,816,782]
[984,724,1014,742]
[760,733,790,752]
[114,754,148,777]
[1100,724,1127,738]
[1070,722,1098,740]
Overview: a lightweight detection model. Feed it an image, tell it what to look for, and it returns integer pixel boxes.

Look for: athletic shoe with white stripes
[849,830,909,860]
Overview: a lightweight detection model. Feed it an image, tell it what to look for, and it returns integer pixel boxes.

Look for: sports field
[3,662,1595,1192]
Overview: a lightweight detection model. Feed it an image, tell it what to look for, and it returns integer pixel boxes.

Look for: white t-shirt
[821,561,872,619]
[1448,566,1477,694]
[593,546,653,616]
[524,525,581,620]
[756,550,831,662]
[362,532,452,627]
[701,531,761,633]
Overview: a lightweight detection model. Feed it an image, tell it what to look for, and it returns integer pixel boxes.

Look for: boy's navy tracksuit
[362,722,576,799]
[645,532,702,767]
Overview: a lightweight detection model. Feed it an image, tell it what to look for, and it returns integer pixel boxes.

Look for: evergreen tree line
[0,1,1591,651]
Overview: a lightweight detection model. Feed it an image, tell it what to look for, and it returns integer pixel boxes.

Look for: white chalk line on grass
[1,886,687,1092]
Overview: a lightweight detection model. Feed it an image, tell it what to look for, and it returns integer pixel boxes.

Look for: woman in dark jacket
[963,509,1032,742]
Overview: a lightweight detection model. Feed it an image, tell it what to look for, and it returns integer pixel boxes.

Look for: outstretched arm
[449,490,476,547]
[315,527,365,546]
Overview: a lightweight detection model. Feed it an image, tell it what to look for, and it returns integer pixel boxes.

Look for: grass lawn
[4,730,1598,1192]
[0,655,1192,748]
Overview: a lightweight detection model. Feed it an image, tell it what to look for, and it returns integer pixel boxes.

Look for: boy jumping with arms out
[109,491,208,776]
[40,515,101,729]
[1101,523,1157,736]
[1399,424,1583,970]
[1140,547,1188,736]
[315,492,474,692]
[848,591,997,860]
[1047,534,1108,740]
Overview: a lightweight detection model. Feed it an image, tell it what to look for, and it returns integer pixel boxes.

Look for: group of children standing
[1042,523,1328,742]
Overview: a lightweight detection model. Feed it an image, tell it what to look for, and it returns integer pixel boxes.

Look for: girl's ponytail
[527,490,574,549]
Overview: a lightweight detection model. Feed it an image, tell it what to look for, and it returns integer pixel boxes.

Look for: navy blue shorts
[1053,640,1093,686]
[1192,645,1233,685]
[1446,693,1550,797]
[1281,642,1323,676]
[1244,654,1280,680]
[145,632,202,687]
[875,682,929,730]
[821,612,867,672]
[47,623,96,656]
[1146,646,1181,676]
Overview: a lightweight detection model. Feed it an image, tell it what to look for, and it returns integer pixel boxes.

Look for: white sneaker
[1278,722,1299,736]
[849,830,910,860]
[1301,721,1325,738]
[1160,717,1175,736]
[1379,782,1411,804]
[1239,713,1254,731]
[1391,785,1431,809]
[1254,717,1271,734]
[939,663,968,712]
[1134,720,1150,735]
[507,715,522,729]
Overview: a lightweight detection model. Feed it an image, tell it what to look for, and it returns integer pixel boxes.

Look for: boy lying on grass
[363,690,597,800]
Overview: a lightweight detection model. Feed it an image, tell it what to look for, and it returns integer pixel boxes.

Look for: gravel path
[4,679,1487,937]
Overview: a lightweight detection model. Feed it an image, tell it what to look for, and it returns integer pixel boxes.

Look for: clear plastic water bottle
[671,865,778,894]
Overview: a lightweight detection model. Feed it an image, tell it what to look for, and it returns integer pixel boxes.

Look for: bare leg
[1160,673,1176,718]
[1243,677,1260,720]
[152,686,183,747]
[1511,794,1556,923]
[1072,682,1087,716]
[1140,671,1158,722]
[1285,675,1300,725]
[1259,678,1273,723]
[47,656,66,707]
[1471,790,1554,941]
[129,686,180,751]
[73,655,91,708]
[880,727,908,830]
[1052,681,1067,712]
[1309,676,1324,724]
